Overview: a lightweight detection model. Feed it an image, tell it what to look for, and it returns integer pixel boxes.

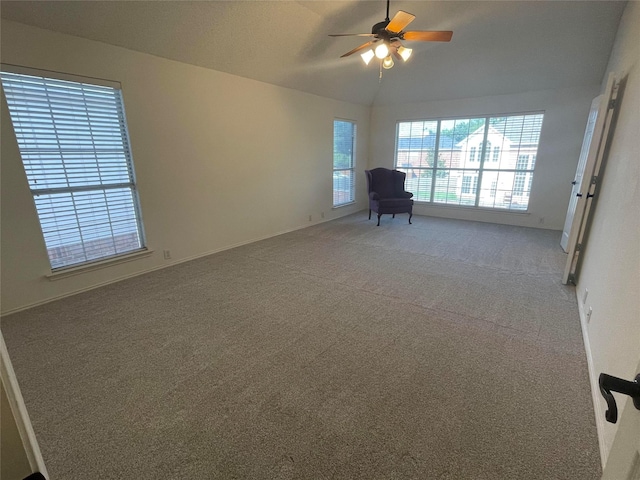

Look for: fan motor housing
[372,20,390,34]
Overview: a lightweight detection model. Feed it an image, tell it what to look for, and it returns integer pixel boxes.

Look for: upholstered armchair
[365,168,414,226]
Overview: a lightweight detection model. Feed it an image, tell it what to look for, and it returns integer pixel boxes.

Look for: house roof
[397,135,454,151]
[491,115,544,145]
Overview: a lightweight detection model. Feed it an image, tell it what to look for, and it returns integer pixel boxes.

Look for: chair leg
[369,209,371,220]
[409,212,412,224]
[392,213,395,218]
[377,213,381,226]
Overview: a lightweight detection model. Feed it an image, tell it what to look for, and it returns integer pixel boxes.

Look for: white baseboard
[577,297,607,467]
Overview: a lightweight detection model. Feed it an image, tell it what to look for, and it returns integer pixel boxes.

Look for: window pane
[333,170,354,206]
[396,120,437,201]
[1,70,145,270]
[333,120,356,207]
[402,168,432,202]
[333,120,354,169]
[434,169,472,205]
[487,114,543,210]
[451,119,485,169]
[478,171,499,208]
[35,188,142,269]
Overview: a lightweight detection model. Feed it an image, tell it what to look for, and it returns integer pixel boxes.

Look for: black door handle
[571,180,577,185]
[598,373,640,423]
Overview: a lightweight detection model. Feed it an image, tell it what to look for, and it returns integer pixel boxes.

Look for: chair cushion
[378,198,414,208]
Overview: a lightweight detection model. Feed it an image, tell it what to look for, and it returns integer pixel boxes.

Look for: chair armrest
[398,191,413,199]
[369,192,380,201]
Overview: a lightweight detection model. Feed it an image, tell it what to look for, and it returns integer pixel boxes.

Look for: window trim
[46,248,153,281]
[1,64,147,272]
[394,111,544,212]
[1,63,121,90]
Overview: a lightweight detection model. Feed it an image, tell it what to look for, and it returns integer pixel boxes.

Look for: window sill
[332,202,356,209]
[414,201,531,215]
[46,249,154,281]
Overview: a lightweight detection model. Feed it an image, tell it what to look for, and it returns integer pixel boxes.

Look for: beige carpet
[2,213,600,479]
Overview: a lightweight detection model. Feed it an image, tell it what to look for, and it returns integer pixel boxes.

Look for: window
[333,119,356,207]
[516,154,529,169]
[513,155,530,196]
[395,113,543,211]
[479,141,491,163]
[1,68,146,270]
[461,175,478,195]
[513,173,526,195]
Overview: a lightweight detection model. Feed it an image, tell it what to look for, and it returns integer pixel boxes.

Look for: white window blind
[1,69,146,270]
[333,119,356,207]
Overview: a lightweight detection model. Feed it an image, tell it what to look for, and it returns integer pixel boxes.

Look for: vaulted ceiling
[0,1,626,106]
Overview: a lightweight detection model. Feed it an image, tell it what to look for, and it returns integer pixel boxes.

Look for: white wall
[0,20,370,314]
[369,86,599,230]
[575,1,640,467]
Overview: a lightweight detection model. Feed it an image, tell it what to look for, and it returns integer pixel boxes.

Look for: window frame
[1,64,147,272]
[394,112,544,212]
[332,118,357,208]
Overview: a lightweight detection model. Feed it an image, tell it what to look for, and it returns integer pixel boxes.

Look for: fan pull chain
[379,61,383,82]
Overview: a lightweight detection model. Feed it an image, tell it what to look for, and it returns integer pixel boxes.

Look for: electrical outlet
[321,212,325,219]
[308,215,312,222]
[586,306,593,323]
[163,249,171,260]
[583,288,589,305]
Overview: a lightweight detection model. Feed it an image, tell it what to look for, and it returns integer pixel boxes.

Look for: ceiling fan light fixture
[374,43,389,59]
[398,45,413,62]
[361,49,375,65]
[330,0,454,75]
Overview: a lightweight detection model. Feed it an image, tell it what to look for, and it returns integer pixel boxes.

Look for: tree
[440,118,486,144]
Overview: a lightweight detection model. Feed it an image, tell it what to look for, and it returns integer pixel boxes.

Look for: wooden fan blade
[340,40,375,58]
[386,10,415,33]
[403,31,453,42]
[329,33,375,37]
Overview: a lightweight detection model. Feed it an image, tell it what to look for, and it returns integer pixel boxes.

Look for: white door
[560,96,601,252]
[602,359,640,480]
[562,73,618,284]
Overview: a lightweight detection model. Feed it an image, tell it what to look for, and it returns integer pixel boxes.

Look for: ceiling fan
[329,0,452,70]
